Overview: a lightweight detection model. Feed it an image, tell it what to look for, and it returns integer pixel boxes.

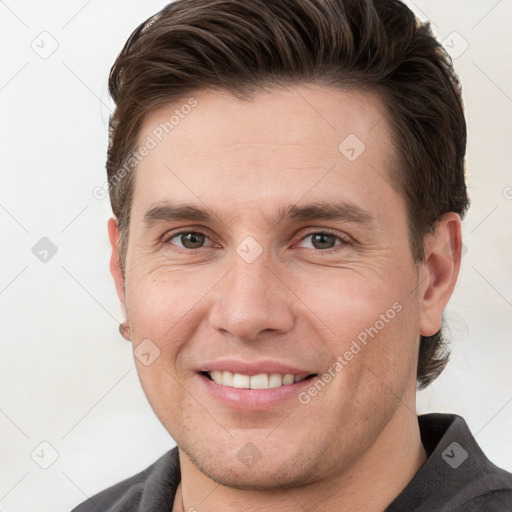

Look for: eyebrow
[142,200,375,228]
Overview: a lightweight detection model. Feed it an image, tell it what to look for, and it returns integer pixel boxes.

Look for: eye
[296,230,349,251]
[164,230,216,250]
[162,229,349,252]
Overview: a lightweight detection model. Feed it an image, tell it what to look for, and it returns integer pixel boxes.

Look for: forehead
[131,85,400,225]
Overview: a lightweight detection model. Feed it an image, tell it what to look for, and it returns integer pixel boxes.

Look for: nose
[207,249,296,342]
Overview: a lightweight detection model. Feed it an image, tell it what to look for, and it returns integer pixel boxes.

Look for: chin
[183,443,325,491]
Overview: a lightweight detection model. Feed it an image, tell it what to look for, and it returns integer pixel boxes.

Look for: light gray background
[0,1,511,511]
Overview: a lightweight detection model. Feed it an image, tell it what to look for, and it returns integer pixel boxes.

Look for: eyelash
[162,228,351,253]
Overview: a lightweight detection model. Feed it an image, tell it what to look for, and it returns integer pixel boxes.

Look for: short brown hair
[107,0,470,389]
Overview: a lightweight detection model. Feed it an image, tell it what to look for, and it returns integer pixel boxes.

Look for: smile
[202,371,316,389]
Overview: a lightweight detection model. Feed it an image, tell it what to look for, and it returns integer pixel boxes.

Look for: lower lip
[198,373,315,411]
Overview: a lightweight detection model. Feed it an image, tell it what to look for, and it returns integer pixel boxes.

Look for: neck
[173,406,427,512]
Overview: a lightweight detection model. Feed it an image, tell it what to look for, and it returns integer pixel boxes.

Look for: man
[73,0,512,510]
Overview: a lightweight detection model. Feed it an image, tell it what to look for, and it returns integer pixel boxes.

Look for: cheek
[123,266,227,391]
[291,264,419,384]
[124,268,200,429]
[291,263,409,334]
[125,267,212,333]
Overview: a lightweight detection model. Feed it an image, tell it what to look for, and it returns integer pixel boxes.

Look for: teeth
[210,370,222,383]
[282,374,294,385]
[268,373,283,388]
[233,373,250,388]
[249,373,269,389]
[222,371,233,386]
[207,371,310,389]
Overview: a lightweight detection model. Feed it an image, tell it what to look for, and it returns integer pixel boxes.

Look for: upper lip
[198,359,316,377]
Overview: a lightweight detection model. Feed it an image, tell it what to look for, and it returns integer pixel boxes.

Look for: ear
[108,217,127,319]
[419,212,463,337]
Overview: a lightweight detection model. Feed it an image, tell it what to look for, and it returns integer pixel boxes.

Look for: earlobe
[107,217,127,319]
[418,213,462,337]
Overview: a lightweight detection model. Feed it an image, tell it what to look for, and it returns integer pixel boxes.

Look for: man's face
[112,85,429,489]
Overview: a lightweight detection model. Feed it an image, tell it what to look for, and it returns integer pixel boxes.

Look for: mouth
[200,370,318,390]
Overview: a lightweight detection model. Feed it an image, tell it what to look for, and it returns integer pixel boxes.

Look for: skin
[108,84,462,511]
